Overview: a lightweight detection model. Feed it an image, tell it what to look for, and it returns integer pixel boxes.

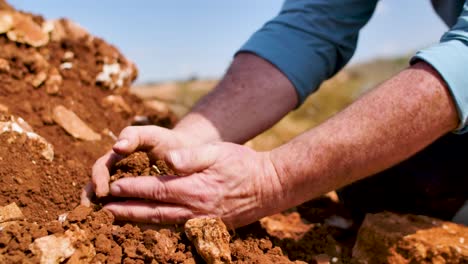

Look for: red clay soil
[1,1,466,264]
[0,1,175,224]
[109,152,175,181]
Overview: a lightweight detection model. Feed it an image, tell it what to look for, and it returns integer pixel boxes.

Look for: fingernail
[110,184,121,195]
[103,204,117,213]
[169,151,181,166]
[114,139,129,149]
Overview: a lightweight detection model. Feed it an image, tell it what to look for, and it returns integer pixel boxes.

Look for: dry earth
[0,1,467,263]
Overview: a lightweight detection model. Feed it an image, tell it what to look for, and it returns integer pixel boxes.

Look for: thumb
[113,126,174,157]
[166,144,219,174]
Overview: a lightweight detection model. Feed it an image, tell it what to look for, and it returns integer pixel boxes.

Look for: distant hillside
[345,56,410,93]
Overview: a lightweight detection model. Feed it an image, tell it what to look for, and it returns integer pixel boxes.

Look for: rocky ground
[0,1,467,263]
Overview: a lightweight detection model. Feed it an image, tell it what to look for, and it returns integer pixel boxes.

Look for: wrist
[268,140,326,207]
[173,112,223,145]
[261,149,295,212]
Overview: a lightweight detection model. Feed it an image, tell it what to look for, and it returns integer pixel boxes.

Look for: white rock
[59,62,73,70]
[52,105,101,141]
[32,234,74,264]
[0,10,13,34]
[0,116,54,161]
[7,12,49,47]
[96,63,132,90]
[0,203,24,223]
[30,225,91,264]
[63,51,74,60]
[41,20,54,34]
[101,95,132,114]
[185,218,232,264]
[58,213,68,223]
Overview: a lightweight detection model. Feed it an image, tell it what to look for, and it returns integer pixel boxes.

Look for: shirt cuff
[411,40,468,134]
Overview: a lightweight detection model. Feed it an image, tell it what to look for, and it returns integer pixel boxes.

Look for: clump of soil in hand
[109,151,175,182]
[93,151,176,206]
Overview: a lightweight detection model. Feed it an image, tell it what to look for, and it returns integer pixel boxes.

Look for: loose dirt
[109,152,175,182]
[0,1,467,263]
[0,0,174,224]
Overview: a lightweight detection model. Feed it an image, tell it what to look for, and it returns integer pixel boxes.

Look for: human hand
[81,125,201,205]
[101,142,287,228]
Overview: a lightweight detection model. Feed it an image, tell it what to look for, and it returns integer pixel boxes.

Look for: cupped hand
[101,142,287,228]
[81,125,201,205]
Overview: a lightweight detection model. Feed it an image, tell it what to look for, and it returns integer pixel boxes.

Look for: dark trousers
[338,132,468,221]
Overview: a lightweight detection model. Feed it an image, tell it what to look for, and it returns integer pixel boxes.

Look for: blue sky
[11,1,448,83]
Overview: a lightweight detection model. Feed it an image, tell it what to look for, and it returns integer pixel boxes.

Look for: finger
[113,126,175,157]
[92,150,122,197]
[80,182,94,207]
[104,201,196,224]
[110,175,202,204]
[165,144,219,174]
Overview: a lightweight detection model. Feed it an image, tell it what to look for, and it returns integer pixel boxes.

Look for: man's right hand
[81,125,201,205]
[81,53,299,206]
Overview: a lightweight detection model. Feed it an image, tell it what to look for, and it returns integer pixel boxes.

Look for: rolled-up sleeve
[237,0,378,105]
[411,1,468,133]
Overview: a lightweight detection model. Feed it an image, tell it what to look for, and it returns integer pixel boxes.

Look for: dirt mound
[0,1,175,223]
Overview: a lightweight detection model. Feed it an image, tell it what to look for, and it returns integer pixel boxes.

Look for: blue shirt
[238,0,468,133]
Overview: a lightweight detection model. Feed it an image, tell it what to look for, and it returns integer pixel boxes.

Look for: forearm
[270,61,458,207]
[173,53,298,144]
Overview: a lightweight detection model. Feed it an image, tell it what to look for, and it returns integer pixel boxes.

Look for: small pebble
[58,213,67,223]
[60,62,73,70]
[13,177,23,184]
[63,51,74,60]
